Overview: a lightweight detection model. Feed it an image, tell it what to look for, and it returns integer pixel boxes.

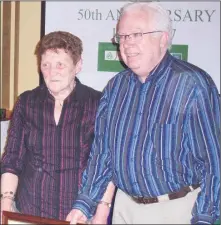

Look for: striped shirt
[1,79,101,220]
[73,52,220,224]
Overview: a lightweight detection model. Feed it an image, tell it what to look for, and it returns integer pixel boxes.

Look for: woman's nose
[49,67,58,76]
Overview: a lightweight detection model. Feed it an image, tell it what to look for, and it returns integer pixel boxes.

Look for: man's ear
[75,58,83,74]
[160,32,169,51]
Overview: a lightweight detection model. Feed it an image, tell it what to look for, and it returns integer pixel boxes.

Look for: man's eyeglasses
[113,31,163,44]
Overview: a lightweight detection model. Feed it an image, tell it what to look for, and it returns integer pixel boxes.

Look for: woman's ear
[75,58,83,74]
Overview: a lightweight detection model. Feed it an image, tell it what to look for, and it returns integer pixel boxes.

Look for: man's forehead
[118,13,152,33]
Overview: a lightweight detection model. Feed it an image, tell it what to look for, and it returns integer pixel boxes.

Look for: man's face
[117,10,166,82]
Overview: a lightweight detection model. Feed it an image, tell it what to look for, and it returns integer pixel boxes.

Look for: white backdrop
[45,1,220,92]
[1,121,9,155]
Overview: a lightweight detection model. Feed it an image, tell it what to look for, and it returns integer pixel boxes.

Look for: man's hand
[90,203,110,224]
[66,209,87,224]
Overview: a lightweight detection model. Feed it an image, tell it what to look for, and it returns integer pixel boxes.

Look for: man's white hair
[119,1,173,48]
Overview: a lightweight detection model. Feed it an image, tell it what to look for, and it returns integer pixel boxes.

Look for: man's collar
[145,51,173,83]
[129,51,173,84]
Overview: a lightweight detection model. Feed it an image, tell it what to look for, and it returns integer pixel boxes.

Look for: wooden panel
[2,211,85,224]
[0,2,1,104]
[2,2,11,109]
[13,1,20,102]
[17,2,41,96]
[2,211,70,224]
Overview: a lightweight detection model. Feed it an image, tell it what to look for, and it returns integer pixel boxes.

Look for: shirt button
[38,168,42,172]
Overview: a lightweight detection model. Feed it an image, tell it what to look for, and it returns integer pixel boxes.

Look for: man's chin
[127,63,140,70]
[128,65,141,73]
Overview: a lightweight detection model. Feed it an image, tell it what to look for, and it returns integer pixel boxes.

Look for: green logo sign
[97,42,188,72]
[97,42,125,72]
[170,45,188,61]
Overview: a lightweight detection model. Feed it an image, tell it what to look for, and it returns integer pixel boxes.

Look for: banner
[45,1,220,92]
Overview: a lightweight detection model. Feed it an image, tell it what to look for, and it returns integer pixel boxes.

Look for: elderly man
[67,2,220,224]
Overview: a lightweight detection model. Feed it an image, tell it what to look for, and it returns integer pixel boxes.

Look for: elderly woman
[0,31,101,220]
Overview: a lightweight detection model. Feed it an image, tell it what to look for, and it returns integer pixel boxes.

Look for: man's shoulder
[170,56,216,90]
[78,82,102,100]
[171,56,206,75]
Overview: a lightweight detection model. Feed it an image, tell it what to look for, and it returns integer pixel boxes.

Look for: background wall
[0,2,41,110]
[1,1,219,111]
[45,1,220,93]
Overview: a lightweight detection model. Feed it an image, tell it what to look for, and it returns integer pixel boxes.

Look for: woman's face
[41,49,81,96]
